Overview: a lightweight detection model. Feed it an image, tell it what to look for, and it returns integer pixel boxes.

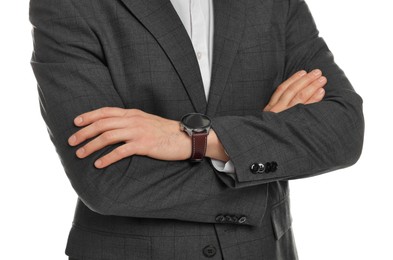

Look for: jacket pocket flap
[66,225,151,260]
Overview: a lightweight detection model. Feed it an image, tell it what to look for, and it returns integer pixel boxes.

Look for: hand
[67,107,192,168]
[263,69,327,113]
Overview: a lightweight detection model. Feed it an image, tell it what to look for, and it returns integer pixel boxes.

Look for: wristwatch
[180,113,212,162]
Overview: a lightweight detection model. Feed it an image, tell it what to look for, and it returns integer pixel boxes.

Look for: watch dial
[183,114,211,129]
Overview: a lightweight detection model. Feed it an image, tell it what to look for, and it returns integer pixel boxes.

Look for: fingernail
[68,135,76,145]
[77,148,85,156]
[299,70,307,76]
[312,69,322,76]
[318,77,326,83]
[317,88,325,95]
[75,117,83,125]
[95,160,102,168]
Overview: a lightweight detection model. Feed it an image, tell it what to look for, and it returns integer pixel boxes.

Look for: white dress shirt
[170,0,235,174]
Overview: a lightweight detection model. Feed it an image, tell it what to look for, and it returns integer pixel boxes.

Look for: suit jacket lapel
[118,0,208,114]
[206,0,247,117]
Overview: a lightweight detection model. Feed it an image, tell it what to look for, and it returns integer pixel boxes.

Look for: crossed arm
[68,69,327,169]
[30,0,363,226]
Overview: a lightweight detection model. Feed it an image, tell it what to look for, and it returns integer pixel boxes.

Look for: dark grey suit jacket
[29,0,364,259]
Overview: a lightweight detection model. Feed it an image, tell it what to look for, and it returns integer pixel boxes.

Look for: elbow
[336,90,365,168]
[62,149,138,216]
[347,108,364,167]
[67,172,124,216]
[77,194,112,216]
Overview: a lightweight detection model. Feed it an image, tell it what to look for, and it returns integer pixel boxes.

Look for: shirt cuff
[210,158,236,179]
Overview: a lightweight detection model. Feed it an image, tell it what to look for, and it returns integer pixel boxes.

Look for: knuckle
[99,106,111,115]
[276,84,285,92]
[296,91,306,101]
[129,108,142,116]
[94,119,105,129]
[102,131,116,141]
[132,108,142,113]
[104,106,119,114]
[114,146,127,156]
[290,97,301,106]
[284,88,295,97]
[101,106,110,113]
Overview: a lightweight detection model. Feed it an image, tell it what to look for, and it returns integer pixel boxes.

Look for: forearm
[29,0,268,226]
[211,90,364,188]
[208,0,365,188]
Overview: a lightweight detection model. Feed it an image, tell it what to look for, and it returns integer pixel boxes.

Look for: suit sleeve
[29,0,271,226]
[210,0,365,188]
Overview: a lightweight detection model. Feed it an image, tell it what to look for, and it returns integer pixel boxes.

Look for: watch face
[182,113,211,131]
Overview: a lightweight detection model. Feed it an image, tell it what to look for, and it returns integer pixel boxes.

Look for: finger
[74,107,144,126]
[68,117,130,146]
[287,76,327,107]
[94,143,137,168]
[305,88,325,104]
[265,70,307,110]
[75,128,137,158]
[268,87,325,113]
[73,107,126,126]
[275,69,323,107]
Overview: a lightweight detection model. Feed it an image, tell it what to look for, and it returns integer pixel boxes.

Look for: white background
[1,0,392,259]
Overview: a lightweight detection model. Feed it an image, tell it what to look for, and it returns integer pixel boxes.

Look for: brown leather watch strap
[190,132,208,162]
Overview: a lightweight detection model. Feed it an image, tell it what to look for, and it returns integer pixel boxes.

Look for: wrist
[179,113,211,162]
[173,120,192,160]
[206,130,230,162]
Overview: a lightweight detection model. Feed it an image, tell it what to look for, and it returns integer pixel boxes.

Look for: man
[29,0,364,259]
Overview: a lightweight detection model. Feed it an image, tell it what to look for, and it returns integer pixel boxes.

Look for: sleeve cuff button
[250,163,265,174]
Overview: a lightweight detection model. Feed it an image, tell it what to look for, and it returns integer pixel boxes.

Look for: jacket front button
[215,215,225,223]
[203,245,217,258]
[225,215,234,223]
[238,216,247,224]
